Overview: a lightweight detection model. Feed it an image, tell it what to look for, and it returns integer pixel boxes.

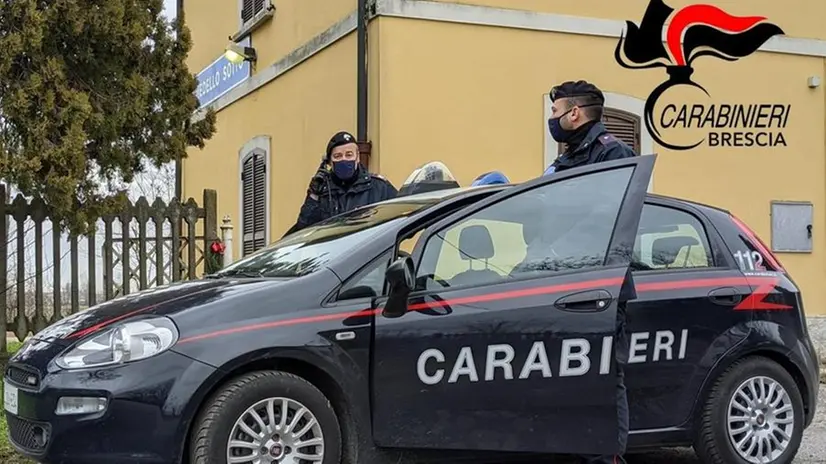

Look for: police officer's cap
[550,80,605,106]
[326,131,357,159]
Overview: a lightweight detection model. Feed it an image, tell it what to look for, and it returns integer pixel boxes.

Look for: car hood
[31,278,282,346]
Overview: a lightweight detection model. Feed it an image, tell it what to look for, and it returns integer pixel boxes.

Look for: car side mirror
[382,256,414,318]
[338,285,377,301]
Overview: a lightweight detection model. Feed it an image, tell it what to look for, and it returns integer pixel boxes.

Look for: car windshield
[212,198,445,278]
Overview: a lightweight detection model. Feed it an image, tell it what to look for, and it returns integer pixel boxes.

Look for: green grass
[1,340,35,464]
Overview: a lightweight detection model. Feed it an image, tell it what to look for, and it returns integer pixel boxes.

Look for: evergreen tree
[0,0,217,234]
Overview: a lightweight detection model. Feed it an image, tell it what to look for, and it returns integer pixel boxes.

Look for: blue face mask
[332,160,357,180]
[548,109,575,143]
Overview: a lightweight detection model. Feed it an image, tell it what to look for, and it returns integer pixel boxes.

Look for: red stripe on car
[177,274,789,344]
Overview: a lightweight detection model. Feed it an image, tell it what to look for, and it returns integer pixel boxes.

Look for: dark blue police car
[4,156,819,464]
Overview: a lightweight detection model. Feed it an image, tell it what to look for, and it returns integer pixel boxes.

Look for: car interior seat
[449,225,502,287]
[512,206,607,274]
[650,236,700,268]
[509,219,540,274]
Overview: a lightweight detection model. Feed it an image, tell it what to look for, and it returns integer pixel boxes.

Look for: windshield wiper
[206,269,264,279]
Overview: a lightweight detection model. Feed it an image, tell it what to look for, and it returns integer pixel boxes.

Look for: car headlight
[55,317,179,370]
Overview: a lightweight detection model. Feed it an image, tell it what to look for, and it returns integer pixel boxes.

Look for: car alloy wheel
[227,397,325,464]
[726,376,794,464]
[190,371,341,464]
[694,356,804,464]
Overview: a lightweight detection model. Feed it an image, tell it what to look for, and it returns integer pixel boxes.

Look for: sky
[164,0,177,20]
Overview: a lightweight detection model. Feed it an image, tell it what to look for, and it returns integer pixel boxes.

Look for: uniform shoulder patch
[597,133,620,146]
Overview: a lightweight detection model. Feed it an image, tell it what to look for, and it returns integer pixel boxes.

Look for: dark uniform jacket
[546,119,638,382]
[547,121,637,173]
[284,165,397,236]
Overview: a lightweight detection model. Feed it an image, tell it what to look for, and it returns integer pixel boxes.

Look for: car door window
[430,218,525,284]
[416,167,635,290]
[632,204,714,270]
[338,251,392,300]
[398,230,423,259]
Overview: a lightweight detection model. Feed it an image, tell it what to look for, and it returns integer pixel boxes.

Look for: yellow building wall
[430,0,826,41]
[184,0,356,75]
[376,17,826,314]
[182,34,358,256]
[251,0,357,69]
[183,0,237,73]
[181,0,826,315]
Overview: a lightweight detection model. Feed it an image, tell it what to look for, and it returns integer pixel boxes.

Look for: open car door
[370,155,656,456]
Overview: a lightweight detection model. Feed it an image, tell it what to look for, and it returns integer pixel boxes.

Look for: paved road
[624,383,826,463]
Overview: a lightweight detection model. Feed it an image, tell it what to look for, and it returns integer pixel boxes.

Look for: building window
[232,0,274,42]
[239,136,270,256]
[241,0,267,24]
[602,107,641,153]
[557,107,642,155]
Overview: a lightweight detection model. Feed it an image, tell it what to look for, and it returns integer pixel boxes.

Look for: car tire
[190,370,342,464]
[694,356,804,464]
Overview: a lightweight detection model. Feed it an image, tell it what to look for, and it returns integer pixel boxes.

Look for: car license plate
[4,380,18,415]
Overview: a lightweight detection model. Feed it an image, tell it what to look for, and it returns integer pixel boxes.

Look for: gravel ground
[624,383,826,463]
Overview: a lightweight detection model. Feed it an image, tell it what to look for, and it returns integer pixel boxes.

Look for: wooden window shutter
[252,153,267,251]
[556,108,642,155]
[242,0,266,23]
[602,108,641,153]
[241,152,267,256]
[242,156,255,256]
[241,0,255,23]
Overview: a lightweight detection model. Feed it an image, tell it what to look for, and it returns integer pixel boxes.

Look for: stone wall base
[807,316,826,363]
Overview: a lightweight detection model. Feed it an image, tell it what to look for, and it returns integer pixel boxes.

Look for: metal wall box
[770,201,813,253]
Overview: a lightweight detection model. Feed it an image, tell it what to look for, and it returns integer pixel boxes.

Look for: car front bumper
[4,348,216,464]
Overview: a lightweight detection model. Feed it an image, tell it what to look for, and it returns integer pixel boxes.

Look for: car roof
[394,185,730,217]
[645,192,731,216]
[386,184,509,203]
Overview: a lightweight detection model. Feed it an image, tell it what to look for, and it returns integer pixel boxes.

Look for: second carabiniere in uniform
[544,80,637,175]
[284,131,398,236]
[545,79,637,464]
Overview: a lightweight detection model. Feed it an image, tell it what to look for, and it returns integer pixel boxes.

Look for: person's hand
[308,161,330,199]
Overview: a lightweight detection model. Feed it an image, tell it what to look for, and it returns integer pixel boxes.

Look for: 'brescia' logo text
[615,0,787,150]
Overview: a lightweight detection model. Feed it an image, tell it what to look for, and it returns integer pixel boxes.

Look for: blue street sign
[194,37,252,109]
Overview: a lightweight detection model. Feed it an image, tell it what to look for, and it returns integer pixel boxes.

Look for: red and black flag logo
[615,0,785,150]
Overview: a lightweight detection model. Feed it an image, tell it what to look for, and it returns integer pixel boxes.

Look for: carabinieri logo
[615,0,786,150]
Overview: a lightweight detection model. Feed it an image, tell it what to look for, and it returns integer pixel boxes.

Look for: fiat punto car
[4,156,818,464]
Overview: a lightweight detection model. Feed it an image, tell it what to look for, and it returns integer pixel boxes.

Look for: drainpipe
[175,0,185,201]
[175,0,185,280]
[356,0,371,166]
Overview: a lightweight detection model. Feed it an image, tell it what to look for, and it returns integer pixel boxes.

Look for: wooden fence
[0,186,219,353]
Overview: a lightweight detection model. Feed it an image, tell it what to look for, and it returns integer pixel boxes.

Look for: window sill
[231,6,275,43]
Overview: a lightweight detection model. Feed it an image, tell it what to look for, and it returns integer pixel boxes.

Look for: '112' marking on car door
[417,329,689,385]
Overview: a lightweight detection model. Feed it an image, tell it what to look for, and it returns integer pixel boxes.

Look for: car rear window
[632,204,715,271]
